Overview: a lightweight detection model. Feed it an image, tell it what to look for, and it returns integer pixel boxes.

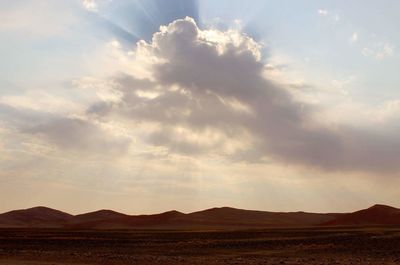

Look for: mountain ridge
[322,204,400,226]
[0,204,398,229]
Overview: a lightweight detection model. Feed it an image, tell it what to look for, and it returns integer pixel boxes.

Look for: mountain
[0,206,73,228]
[70,210,186,229]
[183,207,338,227]
[0,204,398,229]
[74,209,129,223]
[69,210,131,229]
[70,208,339,229]
[323,204,400,226]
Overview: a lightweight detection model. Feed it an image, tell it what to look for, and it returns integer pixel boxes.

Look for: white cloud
[3,15,400,177]
[81,17,400,174]
[373,100,400,122]
[362,42,394,59]
[0,90,83,114]
[318,9,328,16]
[349,33,358,44]
[82,0,98,12]
[318,9,340,23]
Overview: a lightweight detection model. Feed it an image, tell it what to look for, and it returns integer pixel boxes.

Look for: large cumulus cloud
[87,17,400,173]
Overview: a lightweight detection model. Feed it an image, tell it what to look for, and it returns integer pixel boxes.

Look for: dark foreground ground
[1,227,400,265]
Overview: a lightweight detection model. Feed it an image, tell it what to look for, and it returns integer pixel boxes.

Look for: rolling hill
[0,205,398,229]
[0,206,73,228]
[322,204,400,226]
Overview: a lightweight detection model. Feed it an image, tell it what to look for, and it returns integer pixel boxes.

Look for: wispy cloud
[318,9,328,16]
[349,32,358,44]
[362,42,394,59]
[318,9,340,22]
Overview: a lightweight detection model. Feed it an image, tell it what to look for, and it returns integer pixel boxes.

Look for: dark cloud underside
[87,17,400,174]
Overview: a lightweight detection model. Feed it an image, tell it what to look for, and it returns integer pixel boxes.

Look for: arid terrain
[1,204,400,264]
[2,204,400,230]
[1,226,400,265]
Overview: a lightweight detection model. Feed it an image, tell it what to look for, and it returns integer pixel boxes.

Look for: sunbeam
[1,0,400,228]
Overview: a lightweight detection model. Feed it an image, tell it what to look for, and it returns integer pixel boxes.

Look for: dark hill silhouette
[184,207,338,227]
[70,210,187,229]
[74,209,129,222]
[323,204,400,226]
[70,210,131,229]
[0,204,399,229]
[0,206,73,228]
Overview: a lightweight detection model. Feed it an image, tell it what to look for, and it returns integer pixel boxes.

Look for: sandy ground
[0,259,88,265]
[1,227,400,264]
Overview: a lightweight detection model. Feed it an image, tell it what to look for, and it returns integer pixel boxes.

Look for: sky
[1,0,400,214]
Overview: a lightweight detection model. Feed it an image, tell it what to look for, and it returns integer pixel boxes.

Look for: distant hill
[0,206,73,228]
[70,210,187,229]
[74,209,129,223]
[0,204,399,229]
[183,207,338,227]
[322,204,400,226]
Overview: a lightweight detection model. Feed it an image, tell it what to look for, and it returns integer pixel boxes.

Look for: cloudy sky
[1,0,400,214]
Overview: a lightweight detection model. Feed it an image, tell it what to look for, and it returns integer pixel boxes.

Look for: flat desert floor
[1,227,400,265]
